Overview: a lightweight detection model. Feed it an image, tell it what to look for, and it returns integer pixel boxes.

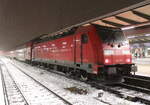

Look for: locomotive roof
[34,27,78,44]
[93,24,122,31]
[33,24,123,44]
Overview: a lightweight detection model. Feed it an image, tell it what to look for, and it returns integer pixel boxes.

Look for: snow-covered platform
[136,64,150,77]
[133,58,150,77]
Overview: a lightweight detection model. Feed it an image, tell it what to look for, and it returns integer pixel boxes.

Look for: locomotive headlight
[126,58,131,62]
[105,59,109,63]
[104,50,114,55]
[122,50,130,55]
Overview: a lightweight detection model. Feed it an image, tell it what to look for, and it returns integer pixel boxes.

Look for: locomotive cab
[94,25,137,82]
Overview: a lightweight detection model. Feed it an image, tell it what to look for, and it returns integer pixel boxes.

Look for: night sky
[0,0,144,50]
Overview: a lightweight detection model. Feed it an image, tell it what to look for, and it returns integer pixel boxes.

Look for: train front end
[95,25,137,83]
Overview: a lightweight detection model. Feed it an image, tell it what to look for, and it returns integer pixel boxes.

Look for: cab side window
[81,34,88,44]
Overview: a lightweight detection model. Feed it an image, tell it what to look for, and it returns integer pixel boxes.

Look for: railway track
[90,82,150,105]
[9,59,150,105]
[9,61,112,105]
[40,66,150,105]
[124,75,150,90]
[117,82,150,94]
[0,64,29,105]
[0,61,73,105]
[37,65,150,104]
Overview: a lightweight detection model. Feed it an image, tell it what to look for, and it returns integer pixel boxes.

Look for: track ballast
[7,59,150,105]
[0,60,73,105]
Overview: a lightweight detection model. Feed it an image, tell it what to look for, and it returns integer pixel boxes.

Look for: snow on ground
[136,64,150,77]
[2,62,67,105]
[1,64,28,105]
[0,57,145,105]
[0,63,5,105]
[113,86,150,100]
[132,58,150,77]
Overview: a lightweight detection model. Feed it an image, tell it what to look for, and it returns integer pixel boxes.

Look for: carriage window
[81,34,88,44]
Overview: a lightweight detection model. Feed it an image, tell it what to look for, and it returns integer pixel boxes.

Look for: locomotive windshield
[95,25,126,43]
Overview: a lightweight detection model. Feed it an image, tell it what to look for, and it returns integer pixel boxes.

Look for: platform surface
[133,58,150,76]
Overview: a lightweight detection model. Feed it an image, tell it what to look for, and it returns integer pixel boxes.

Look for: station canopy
[91,5,150,28]
[0,0,149,50]
[88,4,150,44]
[45,2,150,45]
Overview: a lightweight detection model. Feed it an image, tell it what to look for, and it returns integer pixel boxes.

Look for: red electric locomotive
[24,24,137,83]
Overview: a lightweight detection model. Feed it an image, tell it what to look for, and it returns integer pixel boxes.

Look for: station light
[18,53,23,56]
[127,36,136,39]
[121,26,135,30]
[10,51,14,53]
[17,49,24,53]
[145,34,150,36]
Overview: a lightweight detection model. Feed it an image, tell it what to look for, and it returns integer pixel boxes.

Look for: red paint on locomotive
[10,24,137,82]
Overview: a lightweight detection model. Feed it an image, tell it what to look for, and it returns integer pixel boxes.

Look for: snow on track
[113,86,150,101]
[1,57,146,105]
[0,64,28,105]
[0,65,6,105]
[1,61,69,105]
